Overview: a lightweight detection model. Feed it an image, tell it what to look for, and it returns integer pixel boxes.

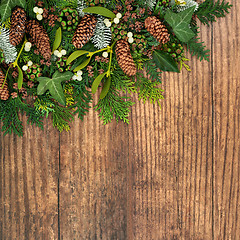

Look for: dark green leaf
[83,7,116,18]
[153,50,179,73]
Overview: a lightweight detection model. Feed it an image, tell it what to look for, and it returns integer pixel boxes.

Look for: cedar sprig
[196,0,232,26]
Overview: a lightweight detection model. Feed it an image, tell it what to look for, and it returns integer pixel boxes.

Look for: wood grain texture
[0,1,239,239]
[212,1,240,239]
[0,118,59,239]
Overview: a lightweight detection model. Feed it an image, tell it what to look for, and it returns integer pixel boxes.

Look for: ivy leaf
[83,7,116,19]
[165,7,196,42]
[52,27,62,52]
[37,71,73,106]
[152,50,179,73]
[0,0,26,21]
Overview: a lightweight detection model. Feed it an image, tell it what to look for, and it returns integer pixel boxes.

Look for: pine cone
[145,16,170,44]
[0,68,9,101]
[26,20,51,60]
[9,7,27,46]
[115,40,137,76]
[72,14,97,49]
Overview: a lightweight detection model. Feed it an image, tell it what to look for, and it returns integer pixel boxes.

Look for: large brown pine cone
[115,40,137,77]
[26,20,52,60]
[9,7,27,46]
[0,68,9,101]
[72,14,97,49]
[145,16,170,44]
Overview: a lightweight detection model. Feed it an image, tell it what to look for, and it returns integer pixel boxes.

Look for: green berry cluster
[158,0,171,7]
[111,23,128,40]
[56,57,72,73]
[24,64,42,81]
[132,34,147,52]
[58,8,79,32]
[85,0,106,7]
[161,42,184,62]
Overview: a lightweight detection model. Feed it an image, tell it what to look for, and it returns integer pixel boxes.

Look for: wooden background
[0,1,239,239]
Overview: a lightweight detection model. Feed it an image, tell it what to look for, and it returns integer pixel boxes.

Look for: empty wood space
[0,1,239,239]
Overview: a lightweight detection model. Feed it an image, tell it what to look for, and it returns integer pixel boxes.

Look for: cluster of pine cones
[1,6,170,100]
[0,7,52,100]
[72,14,169,77]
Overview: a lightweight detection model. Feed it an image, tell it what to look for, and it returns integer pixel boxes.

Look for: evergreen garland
[0,0,232,136]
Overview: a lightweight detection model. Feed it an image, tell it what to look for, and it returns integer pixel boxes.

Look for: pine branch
[196,0,232,26]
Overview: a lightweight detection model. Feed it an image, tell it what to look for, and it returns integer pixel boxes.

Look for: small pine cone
[10,7,27,46]
[0,68,10,100]
[72,14,97,49]
[26,20,51,60]
[145,16,170,44]
[115,40,137,76]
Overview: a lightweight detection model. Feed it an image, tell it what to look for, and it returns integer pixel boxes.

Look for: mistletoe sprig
[0,0,232,136]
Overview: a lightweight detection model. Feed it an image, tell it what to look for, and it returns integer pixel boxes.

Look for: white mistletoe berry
[116,13,122,19]
[36,14,43,21]
[102,51,108,58]
[25,42,32,49]
[54,50,59,56]
[33,7,39,13]
[22,65,28,71]
[57,52,63,58]
[25,46,31,52]
[27,61,33,66]
[61,49,67,55]
[38,8,43,14]
[77,70,83,76]
[127,32,133,38]
[113,18,120,24]
[128,37,134,44]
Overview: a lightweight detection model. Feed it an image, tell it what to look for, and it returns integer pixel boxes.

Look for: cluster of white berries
[53,49,67,58]
[22,61,33,71]
[72,70,83,81]
[104,13,122,28]
[25,42,32,52]
[33,6,44,21]
[127,32,134,44]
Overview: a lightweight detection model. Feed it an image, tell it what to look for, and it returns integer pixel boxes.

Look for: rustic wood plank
[59,93,129,239]
[213,1,240,239]
[0,117,59,239]
[128,24,213,239]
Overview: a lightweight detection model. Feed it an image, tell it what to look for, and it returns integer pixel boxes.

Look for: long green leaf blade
[17,65,23,89]
[92,72,106,94]
[100,76,111,99]
[74,57,91,72]
[83,7,116,18]
[52,27,62,52]
[67,50,89,65]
